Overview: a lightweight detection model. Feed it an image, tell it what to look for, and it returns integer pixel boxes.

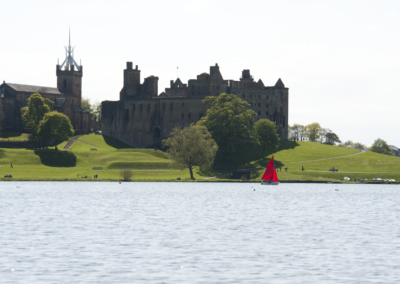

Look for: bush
[119,169,134,181]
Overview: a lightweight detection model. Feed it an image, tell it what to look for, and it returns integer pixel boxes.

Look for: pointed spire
[274,78,285,88]
[59,29,80,71]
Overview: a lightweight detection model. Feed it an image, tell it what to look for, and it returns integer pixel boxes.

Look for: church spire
[59,28,81,71]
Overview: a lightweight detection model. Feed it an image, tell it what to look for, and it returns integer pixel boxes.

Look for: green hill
[1,134,399,182]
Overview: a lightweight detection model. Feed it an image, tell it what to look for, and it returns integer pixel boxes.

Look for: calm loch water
[1,182,400,283]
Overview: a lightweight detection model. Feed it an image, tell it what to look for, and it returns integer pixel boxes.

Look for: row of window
[131,102,188,111]
[242,94,269,99]
[123,109,203,121]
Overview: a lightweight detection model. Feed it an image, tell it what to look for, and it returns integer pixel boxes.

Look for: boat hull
[261,181,279,185]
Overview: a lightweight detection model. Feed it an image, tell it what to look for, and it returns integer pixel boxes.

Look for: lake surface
[1,182,400,283]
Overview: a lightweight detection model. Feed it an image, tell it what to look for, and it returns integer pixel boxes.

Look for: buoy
[119,181,121,184]
[335,189,339,191]
[254,189,256,191]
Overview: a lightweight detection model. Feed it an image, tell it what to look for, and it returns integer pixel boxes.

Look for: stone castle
[102,62,289,147]
[0,35,90,134]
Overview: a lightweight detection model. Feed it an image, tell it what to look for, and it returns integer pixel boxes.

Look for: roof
[5,83,63,95]
[274,78,285,88]
[73,105,84,112]
[390,145,400,151]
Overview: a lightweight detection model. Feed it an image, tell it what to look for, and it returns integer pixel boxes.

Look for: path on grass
[62,135,85,150]
[282,150,366,164]
[76,140,107,149]
[203,150,367,179]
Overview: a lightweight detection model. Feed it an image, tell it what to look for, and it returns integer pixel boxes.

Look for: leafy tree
[21,93,52,138]
[253,119,280,158]
[82,98,102,129]
[352,142,367,150]
[119,169,134,181]
[81,98,91,112]
[369,138,393,156]
[289,124,304,140]
[344,140,353,146]
[37,112,74,151]
[198,93,256,159]
[325,132,341,145]
[163,124,218,179]
[303,123,322,142]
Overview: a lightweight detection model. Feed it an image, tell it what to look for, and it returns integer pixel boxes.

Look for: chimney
[127,62,133,70]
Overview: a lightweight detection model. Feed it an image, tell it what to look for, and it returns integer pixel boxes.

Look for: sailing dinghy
[261,156,279,185]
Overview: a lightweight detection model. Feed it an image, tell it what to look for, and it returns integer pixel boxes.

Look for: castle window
[182,102,184,107]
[188,113,191,118]
[258,111,261,116]
[125,109,129,121]
[170,103,173,110]
[266,103,269,107]
[282,116,285,125]
[181,113,184,119]
[280,107,283,112]
[250,103,253,107]
[258,103,261,107]
[266,111,269,116]
[217,86,219,90]
[155,104,159,111]
[64,79,67,89]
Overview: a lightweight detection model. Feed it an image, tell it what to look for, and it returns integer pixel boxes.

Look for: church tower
[56,30,83,107]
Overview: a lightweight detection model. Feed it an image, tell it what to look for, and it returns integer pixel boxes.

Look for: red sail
[261,156,279,182]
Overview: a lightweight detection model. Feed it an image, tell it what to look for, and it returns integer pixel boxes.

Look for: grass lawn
[1,134,399,182]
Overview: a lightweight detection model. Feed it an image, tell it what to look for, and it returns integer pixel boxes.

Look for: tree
[325,132,341,145]
[344,140,353,146]
[37,112,74,151]
[119,169,134,181]
[303,123,322,142]
[163,124,218,179]
[21,93,52,137]
[198,93,256,159]
[289,124,304,140]
[352,142,366,150]
[253,119,280,158]
[369,138,393,156]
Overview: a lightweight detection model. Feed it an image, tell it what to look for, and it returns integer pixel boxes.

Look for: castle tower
[56,30,83,107]
[120,62,141,99]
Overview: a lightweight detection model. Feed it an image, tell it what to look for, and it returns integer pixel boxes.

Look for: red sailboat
[261,156,279,185]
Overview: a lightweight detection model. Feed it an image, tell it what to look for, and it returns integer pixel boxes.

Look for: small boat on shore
[261,156,279,185]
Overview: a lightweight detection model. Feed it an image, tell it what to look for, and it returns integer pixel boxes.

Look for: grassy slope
[1,135,399,181]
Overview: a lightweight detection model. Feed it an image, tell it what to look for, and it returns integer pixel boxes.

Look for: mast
[59,28,80,71]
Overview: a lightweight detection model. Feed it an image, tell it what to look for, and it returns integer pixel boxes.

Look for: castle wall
[102,63,289,147]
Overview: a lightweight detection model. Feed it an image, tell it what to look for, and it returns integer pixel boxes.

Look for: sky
[1,0,399,147]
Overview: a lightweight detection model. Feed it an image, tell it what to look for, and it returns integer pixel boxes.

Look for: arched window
[258,111,261,116]
[188,113,191,118]
[182,102,184,107]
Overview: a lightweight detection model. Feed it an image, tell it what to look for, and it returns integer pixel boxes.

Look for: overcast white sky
[1,0,399,147]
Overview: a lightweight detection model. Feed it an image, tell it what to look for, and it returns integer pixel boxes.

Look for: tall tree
[21,93,51,137]
[37,112,74,151]
[325,132,341,145]
[163,124,218,179]
[369,138,393,156]
[289,124,304,140]
[253,119,280,158]
[198,93,256,159]
[303,123,322,142]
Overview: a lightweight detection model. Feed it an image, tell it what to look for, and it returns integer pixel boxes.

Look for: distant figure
[302,166,304,171]
[280,167,281,172]
[285,167,288,172]
[10,163,13,168]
